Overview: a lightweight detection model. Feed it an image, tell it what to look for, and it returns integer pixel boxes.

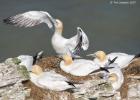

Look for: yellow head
[62,54,73,66]
[32,65,43,75]
[108,73,118,83]
[95,51,106,62]
[55,19,63,34]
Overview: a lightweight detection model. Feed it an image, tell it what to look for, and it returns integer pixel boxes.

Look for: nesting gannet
[59,54,112,76]
[92,57,124,91]
[3,11,89,57]
[107,63,124,91]
[30,65,76,91]
[17,51,43,71]
[87,51,140,68]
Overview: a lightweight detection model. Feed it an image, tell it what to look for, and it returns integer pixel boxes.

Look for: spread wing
[72,27,89,55]
[77,27,89,51]
[3,11,55,28]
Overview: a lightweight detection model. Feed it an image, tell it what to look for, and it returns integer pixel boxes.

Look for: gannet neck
[54,19,63,35]
[63,54,73,66]
[32,65,43,75]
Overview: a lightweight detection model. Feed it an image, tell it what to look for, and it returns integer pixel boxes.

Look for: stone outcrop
[0,56,140,100]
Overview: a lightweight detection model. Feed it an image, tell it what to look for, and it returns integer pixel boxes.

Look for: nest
[120,58,140,99]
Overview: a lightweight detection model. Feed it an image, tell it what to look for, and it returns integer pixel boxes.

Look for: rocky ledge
[0,56,140,100]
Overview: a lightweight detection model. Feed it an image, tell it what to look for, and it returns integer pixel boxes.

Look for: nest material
[24,81,74,100]
[36,56,93,82]
[120,58,140,99]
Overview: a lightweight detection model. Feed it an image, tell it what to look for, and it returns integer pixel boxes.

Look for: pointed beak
[50,18,57,32]
[73,55,82,58]
[86,53,96,57]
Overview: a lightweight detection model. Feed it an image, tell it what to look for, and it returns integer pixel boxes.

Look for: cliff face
[0,58,30,100]
[0,56,140,100]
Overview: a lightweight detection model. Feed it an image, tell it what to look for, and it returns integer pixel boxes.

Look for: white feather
[17,55,33,71]
[60,59,100,76]
[6,11,54,28]
[30,71,75,91]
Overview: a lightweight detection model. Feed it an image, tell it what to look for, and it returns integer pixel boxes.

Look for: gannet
[59,54,112,76]
[87,51,140,68]
[92,57,124,91]
[107,63,124,91]
[3,11,89,57]
[30,65,76,91]
[17,51,43,71]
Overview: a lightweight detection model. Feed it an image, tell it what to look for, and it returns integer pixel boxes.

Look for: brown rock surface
[121,58,140,99]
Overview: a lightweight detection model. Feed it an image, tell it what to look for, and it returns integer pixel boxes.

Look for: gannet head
[62,54,73,66]
[32,65,43,75]
[108,65,124,91]
[87,51,107,62]
[108,73,118,83]
[55,19,63,34]
[91,51,106,62]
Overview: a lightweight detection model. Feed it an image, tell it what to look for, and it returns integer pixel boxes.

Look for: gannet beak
[73,55,82,58]
[86,53,96,57]
[49,18,57,32]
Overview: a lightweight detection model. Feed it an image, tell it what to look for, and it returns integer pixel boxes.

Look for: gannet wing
[67,27,89,56]
[77,27,89,51]
[71,27,89,54]
[3,11,55,28]
[72,33,82,55]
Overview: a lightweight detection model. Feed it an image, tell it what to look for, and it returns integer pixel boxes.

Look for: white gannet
[17,51,43,71]
[91,57,124,91]
[3,11,89,57]
[106,63,124,91]
[87,51,140,68]
[30,65,76,91]
[59,54,106,76]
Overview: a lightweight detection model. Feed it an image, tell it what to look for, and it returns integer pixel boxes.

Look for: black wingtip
[33,51,44,65]
[108,56,118,65]
[77,27,82,32]
[134,53,140,59]
[100,67,110,73]
[66,81,76,88]
[3,17,15,25]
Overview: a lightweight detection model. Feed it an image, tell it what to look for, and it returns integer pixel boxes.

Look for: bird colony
[3,10,140,99]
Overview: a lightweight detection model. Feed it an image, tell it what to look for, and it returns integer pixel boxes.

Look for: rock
[0,58,30,100]
[0,56,140,100]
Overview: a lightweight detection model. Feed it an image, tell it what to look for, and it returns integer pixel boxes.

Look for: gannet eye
[56,21,58,24]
